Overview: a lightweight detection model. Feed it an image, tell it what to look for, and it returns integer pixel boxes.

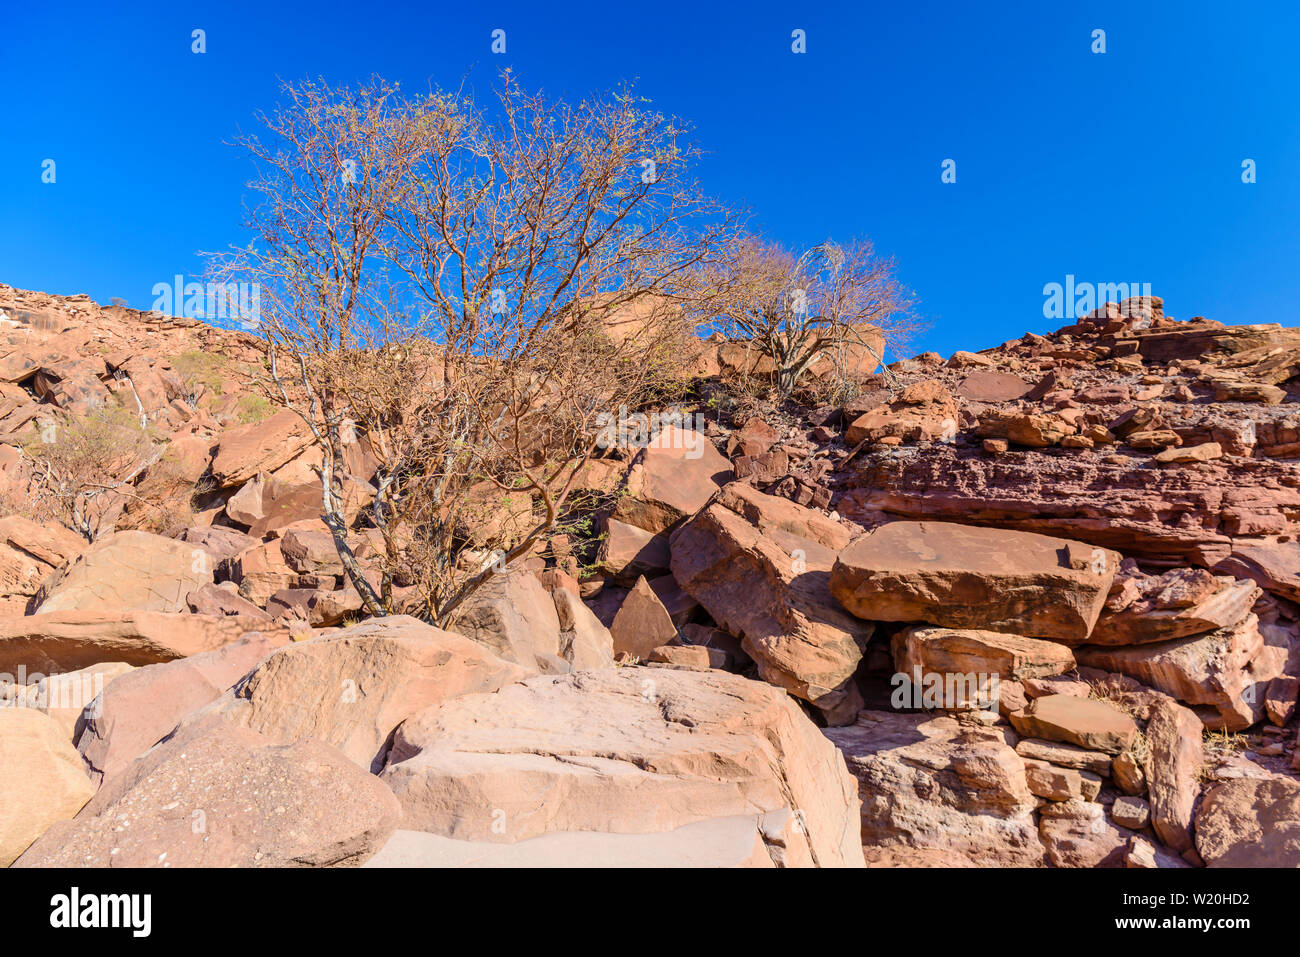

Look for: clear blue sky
[3,0,1297,358]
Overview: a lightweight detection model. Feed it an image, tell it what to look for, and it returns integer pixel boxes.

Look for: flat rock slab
[0,709,94,867]
[15,715,401,868]
[830,521,1118,642]
[0,610,290,674]
[1014,738,1113,776]
[363,818,777,868]
[892,625,1075,682]
[1008,693,1138,754]
[380,667,864,867]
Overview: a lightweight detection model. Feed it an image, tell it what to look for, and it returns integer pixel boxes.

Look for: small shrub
[235,394,273,424]
[170,350,228,400]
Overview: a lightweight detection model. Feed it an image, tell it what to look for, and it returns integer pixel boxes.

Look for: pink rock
[77,633,282,784]
[831,521,1118,643]
[1008,694,1138,754]
[15,715,401,867]
[381,667,865,867]
[671,483,871,724]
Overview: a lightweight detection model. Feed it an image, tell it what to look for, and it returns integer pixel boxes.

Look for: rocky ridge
[2,284,1298,868]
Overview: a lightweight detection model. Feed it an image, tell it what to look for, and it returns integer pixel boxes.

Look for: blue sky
[2,0,1297,358]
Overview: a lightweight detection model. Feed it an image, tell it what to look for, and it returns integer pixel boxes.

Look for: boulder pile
[2,284,1298,868]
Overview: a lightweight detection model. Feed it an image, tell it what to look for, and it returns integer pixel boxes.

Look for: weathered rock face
[1195,777,1300,867]
[609,575,678,660]
[1076,613,1284,730]
[610,425,733,535]
[830,521,1118,642]
[22,660,135,741]
[214,615,527,772]
[595,517,671,583]
[549,587,615,671]
[1144,697,1203,854]
[670,483,871,724]
[824,711,1043,867]
[15,716,402,868]
[1218,538,1300,603]
[892,626,1076,683]
[1008,694,1138,754]
[1091,571,1260,645]
[0,610,289,673]
[449,567,565,673]
[838,445,1300,568]
[0,515,86,614]
[1015,737,1113,776]
[210,409,311,487]
[224,538,297,607]
[1038,799,1128,867]
[975,409,1075,448]
[35,530,214,614]
[1023,759,1102,802]
[77,634,282,784]
[844,380,958,447]
[381,667,864,867]
[0,709,95,866]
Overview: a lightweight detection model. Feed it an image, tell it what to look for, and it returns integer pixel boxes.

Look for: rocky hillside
[1,282,1298,868]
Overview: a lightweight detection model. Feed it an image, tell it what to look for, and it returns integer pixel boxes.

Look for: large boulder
[1091,571,1260,645]
[1194,777,1300,867]
[670,483,871,724]
[210,409,311,487]
[595,517,671,583]
[824,710,1043,867]
[35,530,214,614]
[15,715,401,867]
[380,667,864,867]
[610,425,732,534]
[0,610,290,674]
[448,567,566,673]
[0,709,95,866]
[212,615,527,772]
[77,634,282,784]
[831,521,1118,643]
[1076,612,1284,730]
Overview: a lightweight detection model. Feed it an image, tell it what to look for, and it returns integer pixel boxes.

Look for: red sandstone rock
[831,521,1118,642]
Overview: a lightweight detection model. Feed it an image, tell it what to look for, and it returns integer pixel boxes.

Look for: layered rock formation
[2,283,1298,870]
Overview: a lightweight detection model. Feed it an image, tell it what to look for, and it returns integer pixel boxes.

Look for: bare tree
[216,73,732,626]
[701,236,916,398]
[22,406,163,541]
